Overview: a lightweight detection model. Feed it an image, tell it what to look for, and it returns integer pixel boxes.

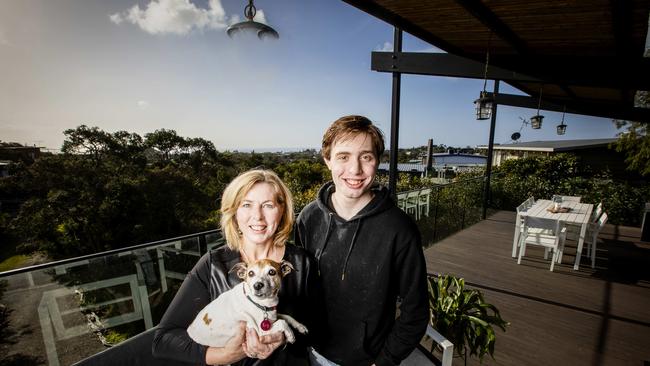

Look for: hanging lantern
[474,91,493,120]
[226,0,279,39]
[556,106,567,135]
[474,44,493,121]
[530,115,544,129]
[530,86,544,129]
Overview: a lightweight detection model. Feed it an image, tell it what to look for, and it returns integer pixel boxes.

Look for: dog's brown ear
[280,260,295,277]
[230,262,248,280]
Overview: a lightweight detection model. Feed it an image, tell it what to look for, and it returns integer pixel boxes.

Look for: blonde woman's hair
[219,169,294,251]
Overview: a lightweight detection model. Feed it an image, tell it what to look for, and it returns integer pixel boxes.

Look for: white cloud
[375,41,393,52]
[137,100,150,109]
[0,30,11,47]
[110,0,230,35]
[109,13,123,24]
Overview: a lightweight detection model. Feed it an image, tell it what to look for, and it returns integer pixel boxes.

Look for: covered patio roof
[344,0,650,122]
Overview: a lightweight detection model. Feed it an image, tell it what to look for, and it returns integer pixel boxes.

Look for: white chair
[512,197,546,257]
[567,202,604,242]
[591,202,603,222]
[396,192,407,210]
[404,190,420,219]
[560,195,581,203]
[517,217,567,271]
[525,196,535,208]
[512,201,529,257]
[418,188,431,218]
[585,212,608,268]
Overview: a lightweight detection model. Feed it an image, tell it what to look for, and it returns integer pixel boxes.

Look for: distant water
[225,147,319,153]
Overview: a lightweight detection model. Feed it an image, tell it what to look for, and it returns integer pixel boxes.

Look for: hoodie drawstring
[341,220,362,281]
[316,213,334,276]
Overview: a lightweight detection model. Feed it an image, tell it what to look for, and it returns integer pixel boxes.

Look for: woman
[153,169,318,365]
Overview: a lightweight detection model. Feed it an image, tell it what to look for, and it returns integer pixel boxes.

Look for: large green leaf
[428,274,509,362]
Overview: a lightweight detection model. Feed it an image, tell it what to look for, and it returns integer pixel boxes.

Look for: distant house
[378,152,486,178]
[377,162,426,176]
[0,161,10,177]
[477,138,632,176]
[428,153,486,172]
[0,143,42,164]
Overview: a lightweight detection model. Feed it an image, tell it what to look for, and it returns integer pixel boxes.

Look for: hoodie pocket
[325,320,371,361]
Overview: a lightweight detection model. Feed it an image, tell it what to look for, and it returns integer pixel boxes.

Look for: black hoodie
[295,182,429,366]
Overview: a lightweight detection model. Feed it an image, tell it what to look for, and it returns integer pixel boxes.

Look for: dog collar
[245,294,277,312]
[243,287,276,331]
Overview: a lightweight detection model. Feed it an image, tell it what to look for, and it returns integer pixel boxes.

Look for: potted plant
[428,274,508,364]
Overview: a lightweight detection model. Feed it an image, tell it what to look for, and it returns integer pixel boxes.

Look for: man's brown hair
[321,115,385,160]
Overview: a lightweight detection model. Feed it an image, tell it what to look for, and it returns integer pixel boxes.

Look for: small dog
[187,259,308,347]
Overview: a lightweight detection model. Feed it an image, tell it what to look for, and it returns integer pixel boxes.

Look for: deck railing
[0,229,224,365]
[397,175,495,247]
[0,178,492,364]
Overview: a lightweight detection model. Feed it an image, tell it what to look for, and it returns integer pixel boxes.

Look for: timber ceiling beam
[611,0,635,57]
[372,52,650,90]
[372,52,540,82]
[341,0,466,56]
[453,0,529,55]
[489,92,650,123]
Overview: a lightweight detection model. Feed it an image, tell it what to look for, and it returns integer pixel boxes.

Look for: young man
[295,115,429,366]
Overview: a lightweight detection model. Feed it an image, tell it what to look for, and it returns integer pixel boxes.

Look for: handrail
[396,175,487,195]
[0,228,221,278]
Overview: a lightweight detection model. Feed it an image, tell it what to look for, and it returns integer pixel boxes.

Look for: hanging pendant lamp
[474,40,493,120]
[557,106,567,135]
[226,0,279,39]
[530,87,544,129]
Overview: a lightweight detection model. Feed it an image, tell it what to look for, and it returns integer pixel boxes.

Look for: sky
[0,0,622,152]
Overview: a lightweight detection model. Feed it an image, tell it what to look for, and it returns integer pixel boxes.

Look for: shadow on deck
[423,210,650,366]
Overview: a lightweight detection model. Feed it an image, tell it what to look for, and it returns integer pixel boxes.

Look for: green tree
[612,121,649,176]
[485,154,649,226]
[144,129,185,163]
[612,91,650,176]
[275,160,329,212]
[4,126,232,258]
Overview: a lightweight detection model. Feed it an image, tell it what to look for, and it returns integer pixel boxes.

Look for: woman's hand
[205,322,247,365]
[241,328,286,359]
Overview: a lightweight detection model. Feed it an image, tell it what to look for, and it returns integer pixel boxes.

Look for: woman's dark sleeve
[152,252,213,364]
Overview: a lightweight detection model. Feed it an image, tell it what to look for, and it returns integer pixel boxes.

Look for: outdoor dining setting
[512,195,608,271]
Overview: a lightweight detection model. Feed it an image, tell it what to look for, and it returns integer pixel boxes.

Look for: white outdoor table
[513,199,594,270]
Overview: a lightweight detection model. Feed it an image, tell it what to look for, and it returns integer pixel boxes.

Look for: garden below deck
[422,210,650,365]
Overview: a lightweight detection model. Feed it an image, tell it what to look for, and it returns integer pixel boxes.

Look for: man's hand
[242,328,286,359]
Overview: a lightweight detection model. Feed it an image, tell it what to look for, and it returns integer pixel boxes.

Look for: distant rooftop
[478,138,617,152]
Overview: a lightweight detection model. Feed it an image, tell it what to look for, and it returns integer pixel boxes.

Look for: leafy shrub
[428,274,508,363]
[484,154,650,226]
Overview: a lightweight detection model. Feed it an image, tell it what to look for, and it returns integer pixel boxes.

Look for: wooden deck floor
[423,210,650,366]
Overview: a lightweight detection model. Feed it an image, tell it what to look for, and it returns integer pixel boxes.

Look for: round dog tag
[260,319,271,331]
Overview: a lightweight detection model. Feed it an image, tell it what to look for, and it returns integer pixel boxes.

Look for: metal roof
[344,0,650,122]
[477,138,618,152]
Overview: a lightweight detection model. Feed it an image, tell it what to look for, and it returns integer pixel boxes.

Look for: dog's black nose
[253,282,264,291]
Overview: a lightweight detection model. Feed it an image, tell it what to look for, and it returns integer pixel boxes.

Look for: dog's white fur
[187,259,308,347]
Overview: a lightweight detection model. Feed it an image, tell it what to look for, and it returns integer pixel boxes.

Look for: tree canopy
[612,91,650,176]
[1,126,242,258]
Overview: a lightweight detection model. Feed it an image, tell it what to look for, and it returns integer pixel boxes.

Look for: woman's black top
[152,244,319,366]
